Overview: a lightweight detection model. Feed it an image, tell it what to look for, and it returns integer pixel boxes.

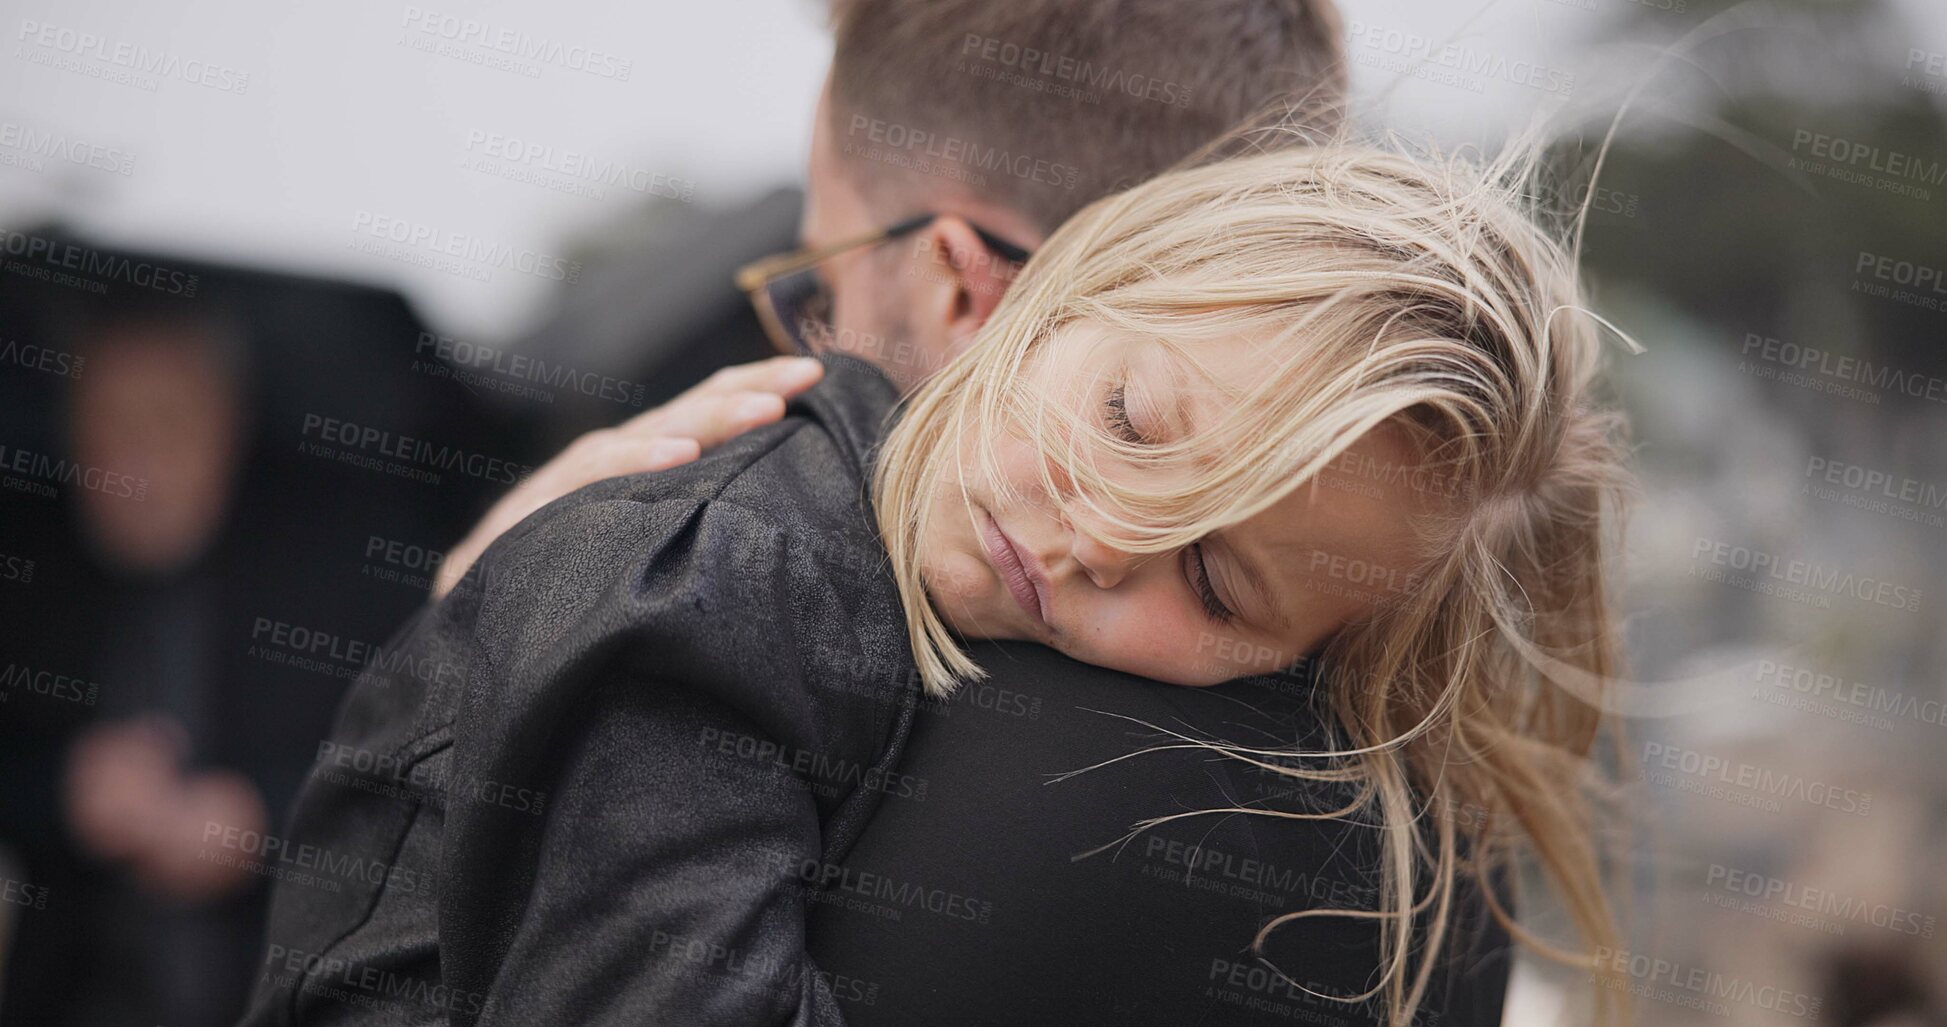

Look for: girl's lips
[977,507,1051,629]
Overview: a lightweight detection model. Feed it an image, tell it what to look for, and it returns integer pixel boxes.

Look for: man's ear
[914,216,1016,355]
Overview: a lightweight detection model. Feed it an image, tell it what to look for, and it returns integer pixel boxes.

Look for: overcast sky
[3,0,1937,340]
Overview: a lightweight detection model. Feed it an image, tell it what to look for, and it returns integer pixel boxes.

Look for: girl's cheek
[987,435,1061,506]
[1066,592,1208,681]
[927,549,992,606]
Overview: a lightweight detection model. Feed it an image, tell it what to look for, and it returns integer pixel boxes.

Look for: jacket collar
[795,352,902,474]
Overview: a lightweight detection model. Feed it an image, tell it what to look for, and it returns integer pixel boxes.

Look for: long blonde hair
[872,137,1632,1024]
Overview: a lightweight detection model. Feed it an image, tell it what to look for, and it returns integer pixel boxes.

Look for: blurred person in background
[55,302,269,1023]
[0,253,498,1025]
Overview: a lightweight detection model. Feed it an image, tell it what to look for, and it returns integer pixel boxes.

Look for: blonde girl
[873,139,1631,1025]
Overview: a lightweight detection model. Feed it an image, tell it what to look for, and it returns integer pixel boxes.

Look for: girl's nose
[1070,531,1139,589]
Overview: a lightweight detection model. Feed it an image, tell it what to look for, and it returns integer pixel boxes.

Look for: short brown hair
[828,0,1346,234]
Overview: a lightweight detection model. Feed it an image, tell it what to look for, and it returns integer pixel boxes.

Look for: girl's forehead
[1043,318,1260,389]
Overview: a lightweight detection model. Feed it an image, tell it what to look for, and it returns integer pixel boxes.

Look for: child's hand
[433,356,825,597]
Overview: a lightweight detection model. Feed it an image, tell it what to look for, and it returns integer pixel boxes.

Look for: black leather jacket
[240,353,1509,1027]
[242,354,917,1026]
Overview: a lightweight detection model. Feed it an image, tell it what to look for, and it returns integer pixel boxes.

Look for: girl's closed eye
[1104,382,1145,444]
[1105,381,1230,621]
[1183,542,1235,624]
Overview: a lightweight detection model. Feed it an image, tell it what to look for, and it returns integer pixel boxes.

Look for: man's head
[800,0,1346,391]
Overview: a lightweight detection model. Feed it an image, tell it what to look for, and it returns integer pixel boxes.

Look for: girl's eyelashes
[1104,382,1146,444]
[1184,543,1236,624]
[1111,382,1231,623]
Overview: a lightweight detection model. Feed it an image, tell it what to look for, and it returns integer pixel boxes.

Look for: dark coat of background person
[0,238,504,1026]
[807,640,1513,1027]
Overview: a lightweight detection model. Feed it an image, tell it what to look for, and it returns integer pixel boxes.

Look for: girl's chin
[930,601,1022,643]
[920,586,1041,645]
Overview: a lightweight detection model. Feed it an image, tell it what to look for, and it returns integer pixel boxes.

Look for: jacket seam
[284,736,453,1022]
